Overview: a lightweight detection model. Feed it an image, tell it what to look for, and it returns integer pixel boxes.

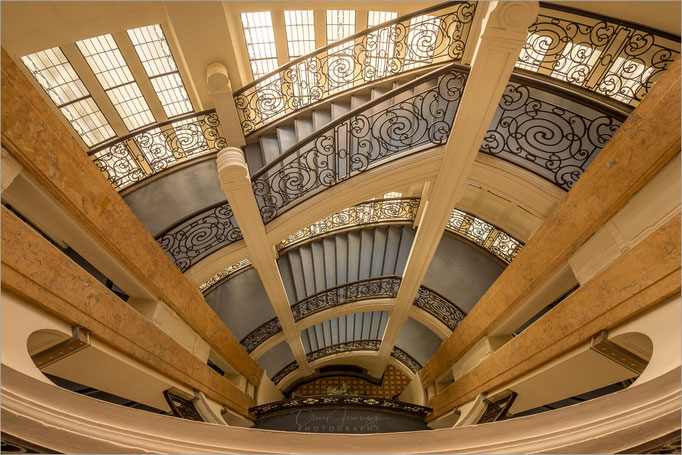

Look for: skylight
[127,25,193,118]
[368,11,398,27]
[241,12,279,80]
[21,48,116,147]
[76,34,155,131]
[326,10,356,45]
[284,10,315,60]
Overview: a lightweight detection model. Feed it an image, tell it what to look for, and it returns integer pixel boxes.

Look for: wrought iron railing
[481,73,625,191]
[272,340,422,384]
[446,208,524,264]
[233,2,476,135]
[240,277,401,353]
[252,63,468,223]
[198,258,252,294]
[155,201,241,272]
[89,110,227,191]
[412,285,467,331]
[276,198,420,251]
[239,276,467,354]
[517,3,680,107]
[250,395,431,417]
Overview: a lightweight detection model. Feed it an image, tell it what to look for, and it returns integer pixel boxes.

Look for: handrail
[233,2,470,96]
[88,109,218,155]
[234,2,477,134]
[251,62,468,180]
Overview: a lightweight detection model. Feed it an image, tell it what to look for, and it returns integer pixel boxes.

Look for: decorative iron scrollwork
[390,347,422,373]
[272,361,299,385]
[199,258,252,294]
[517,5,680,106]
[446,208,524,264]
[291,277,402,322]
[233,3,476,135]
[252,65,468,224]
[156,202,242,272]
[481,80,623,191]
[250,395,431,417]
[90,111,226,191]
[240,317,282,354]
[272,340,423,384]
[277,198,420,251]
[412,286,466,331]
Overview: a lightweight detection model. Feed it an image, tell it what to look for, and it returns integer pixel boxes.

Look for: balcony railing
[252,63,469,223]
[518,3,680,107]
[272,340,423,384]
[238,276,467,355]
[233,2,477,135]
[88,110,226,191]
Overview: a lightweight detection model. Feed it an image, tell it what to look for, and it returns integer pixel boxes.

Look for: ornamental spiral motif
[517,7,679,106]
[250,395,431,416]
[233,2,476,135]
[412,286,466,331]
[252,67,468,223]
[90,111,227,191]
[155,202,242,272]
[481,81,623,190]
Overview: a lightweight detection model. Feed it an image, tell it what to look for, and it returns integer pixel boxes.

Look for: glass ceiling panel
[368,11,398,27]
[241,11,279,80]
[284,10,315,60]
[127,24,193,118]
[21,47,116,147]
[76,34,155,131]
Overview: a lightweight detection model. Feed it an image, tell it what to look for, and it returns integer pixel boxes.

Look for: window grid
[76,34,155,131]
[21,47,116,147]
[127,24,194,118]
[368,11,398,27]
[284,10,316,60]
[241,12,279,80]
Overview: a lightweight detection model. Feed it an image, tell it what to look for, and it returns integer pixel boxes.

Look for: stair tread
[294,117,314,142]
[277,125,297,153]
[259,134,280,165]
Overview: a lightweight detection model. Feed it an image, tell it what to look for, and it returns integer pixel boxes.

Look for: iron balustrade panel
[240,317,283,354]
[276,198,421,251]
[155,201,242,272]
[250,395,431,417]
[481,79,624,191]
[252,66,468,224]
[518,4,680,107]
[446,208,524,264]
[272,340,423,384]
[90,111,226,191]
[233,2,476,135]
[199,258,252,294]
[272,361,299,385]
[291,277,402,322]
[412,286,467,331]
[241,276,465,355]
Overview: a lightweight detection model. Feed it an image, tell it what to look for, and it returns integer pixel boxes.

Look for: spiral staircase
[1,0,681,452]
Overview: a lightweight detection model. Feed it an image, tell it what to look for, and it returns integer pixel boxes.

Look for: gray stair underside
[277,225,415,304]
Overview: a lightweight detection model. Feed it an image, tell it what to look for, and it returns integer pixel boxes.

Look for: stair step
[312,109,332,130]
[294,117,314,142]
[244,143,264,175]
[335,233,348,284]
[323,237,336,289]
[384,226,403,275]
[287,249,307,302]
[299,245,316,297]
[370,88,392,114]
[311,241,326,293]
[347,230,361,282]
[331,102,351,120]
[395,226,415,275]
[259,134,280,165]
[371,227,388,277]
[351,94,371,110]
[358,229,373,280]
[276,125,297,153]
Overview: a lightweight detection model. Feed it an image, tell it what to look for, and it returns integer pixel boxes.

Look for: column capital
[217,147,250,191]
[485,1,539,33]
[207,62,232,95]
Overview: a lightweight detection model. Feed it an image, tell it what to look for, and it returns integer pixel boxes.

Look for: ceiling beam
[368,1,540,378]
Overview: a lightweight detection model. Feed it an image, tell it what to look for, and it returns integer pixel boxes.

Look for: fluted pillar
[217,148,312,376]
